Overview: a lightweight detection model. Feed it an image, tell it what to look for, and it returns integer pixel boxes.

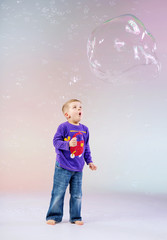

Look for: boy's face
[66,101,82,124]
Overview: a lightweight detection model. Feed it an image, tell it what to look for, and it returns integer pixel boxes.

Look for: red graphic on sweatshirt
[70,132,84,158]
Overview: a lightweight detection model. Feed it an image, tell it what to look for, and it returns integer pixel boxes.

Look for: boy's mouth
[79,112,82,116]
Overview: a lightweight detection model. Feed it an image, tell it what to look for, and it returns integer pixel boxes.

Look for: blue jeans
[46,162,83,223]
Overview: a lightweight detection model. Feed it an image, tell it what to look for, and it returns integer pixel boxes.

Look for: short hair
[62,99,82,114]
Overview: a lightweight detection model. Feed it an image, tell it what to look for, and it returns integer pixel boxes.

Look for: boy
[46,99,97,225]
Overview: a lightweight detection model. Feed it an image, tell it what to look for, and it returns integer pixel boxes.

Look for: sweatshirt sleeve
[84,128,93,164]
[53,124,69,151]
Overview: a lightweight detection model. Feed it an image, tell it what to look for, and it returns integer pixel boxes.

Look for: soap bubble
[87,14,161,83]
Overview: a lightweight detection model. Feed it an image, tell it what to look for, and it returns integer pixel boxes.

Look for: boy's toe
[73,221,84,225]
[46,220,56,225]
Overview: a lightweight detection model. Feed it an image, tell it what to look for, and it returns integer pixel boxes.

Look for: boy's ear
[65,112,71,119]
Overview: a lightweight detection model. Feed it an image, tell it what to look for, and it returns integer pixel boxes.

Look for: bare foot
[73,221,84,225]
[46,220,56,225]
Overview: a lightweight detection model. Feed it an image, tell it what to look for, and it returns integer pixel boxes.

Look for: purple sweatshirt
[53,121,93,172]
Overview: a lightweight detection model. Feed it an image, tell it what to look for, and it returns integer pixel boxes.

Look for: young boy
[46,99,97,225]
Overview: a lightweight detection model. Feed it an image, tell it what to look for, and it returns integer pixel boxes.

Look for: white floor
[1,193,167,240]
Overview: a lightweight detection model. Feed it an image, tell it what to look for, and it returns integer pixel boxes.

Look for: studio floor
[1,192,167,240]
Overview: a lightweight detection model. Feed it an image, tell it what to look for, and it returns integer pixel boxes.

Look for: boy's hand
[69,137,77,147]
[88,162,97,171]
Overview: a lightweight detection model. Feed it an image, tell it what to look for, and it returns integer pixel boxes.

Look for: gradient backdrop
[1,0,167,195]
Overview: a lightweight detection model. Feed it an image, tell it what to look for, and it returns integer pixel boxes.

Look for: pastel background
[1,0,167,195]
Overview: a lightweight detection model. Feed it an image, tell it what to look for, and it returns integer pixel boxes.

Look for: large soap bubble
[87,14,161,83]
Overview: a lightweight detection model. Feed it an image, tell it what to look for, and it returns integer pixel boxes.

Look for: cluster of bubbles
[87,14,161,83]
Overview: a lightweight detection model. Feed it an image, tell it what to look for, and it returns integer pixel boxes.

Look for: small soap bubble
[87,14,161,83]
